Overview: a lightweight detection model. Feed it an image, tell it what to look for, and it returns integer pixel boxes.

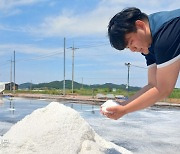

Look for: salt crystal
[0,102,131,154]
[101,100,119,113]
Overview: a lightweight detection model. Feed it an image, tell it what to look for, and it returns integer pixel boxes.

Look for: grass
[4,87,179,99]
[168,88,180,99]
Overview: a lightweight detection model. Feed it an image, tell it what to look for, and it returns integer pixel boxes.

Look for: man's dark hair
[108,7,148,50]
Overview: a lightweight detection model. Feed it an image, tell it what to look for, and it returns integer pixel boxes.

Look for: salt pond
[0,97,180,154]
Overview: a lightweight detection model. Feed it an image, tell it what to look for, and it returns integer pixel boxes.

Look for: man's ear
[135,20,146,30]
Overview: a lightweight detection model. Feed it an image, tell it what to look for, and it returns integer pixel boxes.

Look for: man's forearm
[124,86,167,114]
[123,60,179,114]
[123,84,154,104]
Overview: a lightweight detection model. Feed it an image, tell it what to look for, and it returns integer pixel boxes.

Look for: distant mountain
[19,80,140,91]
[31,80,90,89]
[90,83,125,89]
[18,82,32,89]
[89,83,140,91]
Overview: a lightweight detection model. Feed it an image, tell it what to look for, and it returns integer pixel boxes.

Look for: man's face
[125,20,151,55]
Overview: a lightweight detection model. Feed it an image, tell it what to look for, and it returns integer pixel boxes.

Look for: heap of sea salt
[101,100,119,113]
[0,102,131,154]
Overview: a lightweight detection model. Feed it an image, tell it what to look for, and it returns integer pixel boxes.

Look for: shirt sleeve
[153,17,180,68]
[141,52,156,67]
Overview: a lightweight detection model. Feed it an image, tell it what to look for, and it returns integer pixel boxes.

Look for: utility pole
[30,80,32,90]
[10,58,12,92]
[13,51,16,93]
[81,77,83,89]
[69,43,79,94]
[63,37,66,96]
[125,63,131,94]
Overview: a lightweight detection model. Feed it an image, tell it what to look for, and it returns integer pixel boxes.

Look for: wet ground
[0,97,180,154]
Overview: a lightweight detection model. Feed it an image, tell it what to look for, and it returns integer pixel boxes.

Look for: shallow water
[0,97,180,154]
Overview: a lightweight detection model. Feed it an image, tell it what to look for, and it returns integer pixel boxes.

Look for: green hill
[19,80,140,91]
[18,82,32,89]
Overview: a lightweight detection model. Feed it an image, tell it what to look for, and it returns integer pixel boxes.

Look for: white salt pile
[101,100,119,113]
[0,102,132,154]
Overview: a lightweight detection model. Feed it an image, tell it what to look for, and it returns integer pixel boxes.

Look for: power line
[131,64,147,69]
[78,43,109,49]
[1,42,110,65]
[0,61,10,66]
[16,51,64,62]
[1,42,109,64]
[0,50,66,71]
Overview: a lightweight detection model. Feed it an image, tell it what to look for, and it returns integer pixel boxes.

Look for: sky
[0,0,179,88]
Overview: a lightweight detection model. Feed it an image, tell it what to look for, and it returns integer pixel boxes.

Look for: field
[5,87,180,104]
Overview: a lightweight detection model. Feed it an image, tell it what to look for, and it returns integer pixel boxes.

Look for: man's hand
[101,105,127,120]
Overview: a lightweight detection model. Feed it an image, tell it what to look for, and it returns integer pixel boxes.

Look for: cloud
[0,0,43,10]
[0,23,21,31]
[0,0,46,16]
[0,43,63,56]
[28,7,110,37]
[25,0,180,38]
[1,0,180,37]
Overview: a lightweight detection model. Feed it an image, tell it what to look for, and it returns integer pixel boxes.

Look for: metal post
[13,51,15,93]
[68,43,78,94]
[81,77,83,89]
[63,37,66,96]
[72,43,74,94]
[9,58,12,91]
[30,80,32,90]
[125,63,130,94]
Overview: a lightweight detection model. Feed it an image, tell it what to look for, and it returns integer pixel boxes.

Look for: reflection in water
[9,99,15,115]
[91,105,95,114]
[0,97,4,104]
[69,103,96,114]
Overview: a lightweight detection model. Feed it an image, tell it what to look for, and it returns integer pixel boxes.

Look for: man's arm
[119,65,157,104]
[105,60,179,120]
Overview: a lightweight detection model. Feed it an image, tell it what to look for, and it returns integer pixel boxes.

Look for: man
[102,7,180,120]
